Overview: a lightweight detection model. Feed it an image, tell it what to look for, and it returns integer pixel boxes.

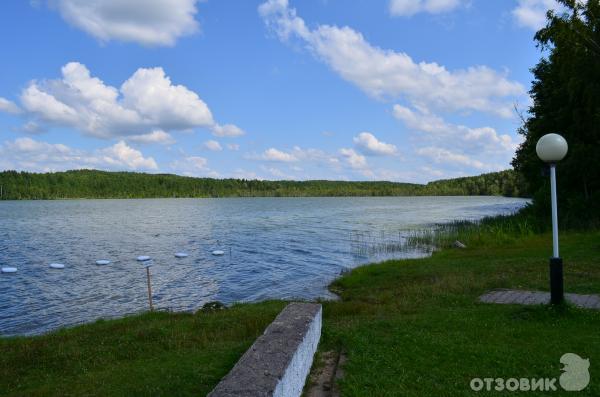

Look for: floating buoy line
[2,246,230,274]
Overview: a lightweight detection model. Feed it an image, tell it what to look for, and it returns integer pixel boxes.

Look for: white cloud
[98,141,158,170]
[13,62,240,140]
[169,155,219,177]
[186,156,208,169]
[389,0,462,17]
[353,132,398,156]
[259,0,525,118]
[121,66,213,129]
[54,0,200,46]
[232,168,261,180]
[260,147,298,162]
[211,123,245,137]
[512,0,561,31]
[21,121,45,134]
[393,104,517,171]
[250,146,340,167]
[339,148,368,169]
[203,140,223,151]
[126,130,175,145]
[0,97,21,114]
[416,146,486,169]
[393,104,517,153]
[227,143,240,151]
[261,165,293,179]
[0,137,157,172]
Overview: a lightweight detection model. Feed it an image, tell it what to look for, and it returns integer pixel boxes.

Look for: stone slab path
[479,289,600,310]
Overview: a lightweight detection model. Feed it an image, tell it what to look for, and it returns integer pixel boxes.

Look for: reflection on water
[0,196,528,335]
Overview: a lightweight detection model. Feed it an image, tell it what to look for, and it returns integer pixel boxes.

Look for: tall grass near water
[350,207,539,257]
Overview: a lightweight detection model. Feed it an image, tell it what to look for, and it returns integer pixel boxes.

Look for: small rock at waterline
[453,240,467,249]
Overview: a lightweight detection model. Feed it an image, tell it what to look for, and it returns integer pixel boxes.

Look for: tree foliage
[0,169,526,200]
[512,0,600,226]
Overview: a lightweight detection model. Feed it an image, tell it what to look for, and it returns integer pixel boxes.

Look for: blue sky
[0,0,561,182]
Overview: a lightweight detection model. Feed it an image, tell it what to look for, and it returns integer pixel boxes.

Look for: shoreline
[2,226,599,395]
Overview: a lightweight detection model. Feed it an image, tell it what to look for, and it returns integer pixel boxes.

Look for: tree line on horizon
[0,169,527,200]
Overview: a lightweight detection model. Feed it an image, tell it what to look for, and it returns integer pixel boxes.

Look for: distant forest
[0,169,528,200]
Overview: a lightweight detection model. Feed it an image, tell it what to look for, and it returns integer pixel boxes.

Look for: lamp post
[536,133,568,304]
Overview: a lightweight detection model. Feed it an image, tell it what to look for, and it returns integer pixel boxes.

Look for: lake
[0,196,529,336]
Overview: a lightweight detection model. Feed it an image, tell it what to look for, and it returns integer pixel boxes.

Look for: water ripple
[0,196,528,335]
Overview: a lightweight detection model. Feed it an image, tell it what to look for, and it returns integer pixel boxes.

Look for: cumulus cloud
[250,146,341,167]
[21,121,46,134]
[99,141,159,170]
[393,104,517,153]
[0,97,21,114]
[259,0,525,118]
[393,104,517,171]
[121,66,213,130]
[416,146,486,169]
[353,132,398,156]
[512,0,561,31]
[125,130,175,145]
[203,140,223,151]
[260,147,298,162]
[169,155,220,177]
[249,144,380,178]
[11,62,241,140]
[339,148,368,169]
[260,165,294,179]
[54,0,200,46]
[389,0,462,17]
[211,123,245,137]
[0,137,157,172]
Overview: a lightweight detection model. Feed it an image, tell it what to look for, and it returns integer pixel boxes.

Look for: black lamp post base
[549,257,564,304]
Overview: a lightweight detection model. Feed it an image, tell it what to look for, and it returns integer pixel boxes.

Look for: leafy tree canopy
[0,169,526,200]
[513,0,600,226]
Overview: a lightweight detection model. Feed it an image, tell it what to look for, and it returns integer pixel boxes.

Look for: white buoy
[49,263,65,269]
[96,260,110,265]
[175,252,188,258]
[1,267,17,273]
[137,256,151,262]
[212,250,225,256]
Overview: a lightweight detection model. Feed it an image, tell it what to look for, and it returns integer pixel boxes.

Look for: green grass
[1,228,599,396]
[0,302,287,396]
[322,231,600,396]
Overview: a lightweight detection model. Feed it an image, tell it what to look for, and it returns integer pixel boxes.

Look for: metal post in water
[146,265,154,311]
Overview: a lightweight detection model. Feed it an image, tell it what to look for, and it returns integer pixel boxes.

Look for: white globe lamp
[536,133,568,304]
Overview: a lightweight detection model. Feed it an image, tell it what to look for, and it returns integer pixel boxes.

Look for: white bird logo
[560,353,590,391]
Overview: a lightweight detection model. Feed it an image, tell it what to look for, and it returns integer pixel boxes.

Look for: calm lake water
[0,196,529,336]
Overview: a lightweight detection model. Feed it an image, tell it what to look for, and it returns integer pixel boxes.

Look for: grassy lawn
[0,302,287,396]
[1,230,599,396]
[323,231,600,396]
